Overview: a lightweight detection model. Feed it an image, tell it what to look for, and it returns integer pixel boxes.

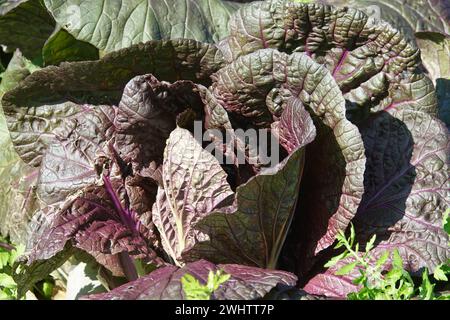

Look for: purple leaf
[27,180,163,277]
[272,98,317,153]
[211,49,366,263]
[83,260,297,300]
[152,128,234,265]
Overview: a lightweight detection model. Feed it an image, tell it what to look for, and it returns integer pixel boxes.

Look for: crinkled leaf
[210,49,365,265]
[113,75,204,178]
[42,27,99,66]
[152,128,234,264]
[416,32,450,83]
[272,98,317,154]
[36,105,114,204]
[2,99,87,167]
[326,0,450,38]
[83,259,297,300]
[3,39,222,106]
[221,0,436,119]
[27,180,162,277]
[308,108,450,296]
[185,101,316,268]
[44,0,244,52]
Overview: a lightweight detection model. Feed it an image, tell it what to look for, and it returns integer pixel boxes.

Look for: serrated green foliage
[181,269,230,300]
[0,237,24,300]
[326,224,450,300]
[431,209,450,287]
[444,208,450,236]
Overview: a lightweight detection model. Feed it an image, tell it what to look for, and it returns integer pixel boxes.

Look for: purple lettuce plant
[0,0,448,299]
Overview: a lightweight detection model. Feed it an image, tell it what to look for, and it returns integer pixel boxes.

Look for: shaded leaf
[0,0,55,61]
[42,27,99,66]
[185,145,307,269]
[354,109,450,273]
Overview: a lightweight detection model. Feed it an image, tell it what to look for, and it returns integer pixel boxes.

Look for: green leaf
[181,273,211,300]
[207,270,230,292]
[0,252,9,269]
[8,244,25,266]
[385,268,403,282]
[433,263,449,282]
[376,251,391,268]
[443,208,450,235]
[181,269,231,300]
[392,250,403,270]
[419,270,435,300]
[0,289,13,300]
[324,252,348,268]
[42,28,99,66]
[14,245,74,298]
[0,274,16,289]
[41,281,54,299]
[415,32,450,82]
[349,223,356,247]
[133,259,157,278]
[415,33,450,129]
[336,262,358,276]
[433,266,448,282]
[44,0,244,52]
[365,235,376,253]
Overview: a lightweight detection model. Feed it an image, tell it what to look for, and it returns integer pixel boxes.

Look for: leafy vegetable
[0,0,448,301]
[26,178,164,279]
[152,127,234,265]
[207,47,366,266]
[84,260,297,300]
[353,109,449,273]
[185,104,313,268]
